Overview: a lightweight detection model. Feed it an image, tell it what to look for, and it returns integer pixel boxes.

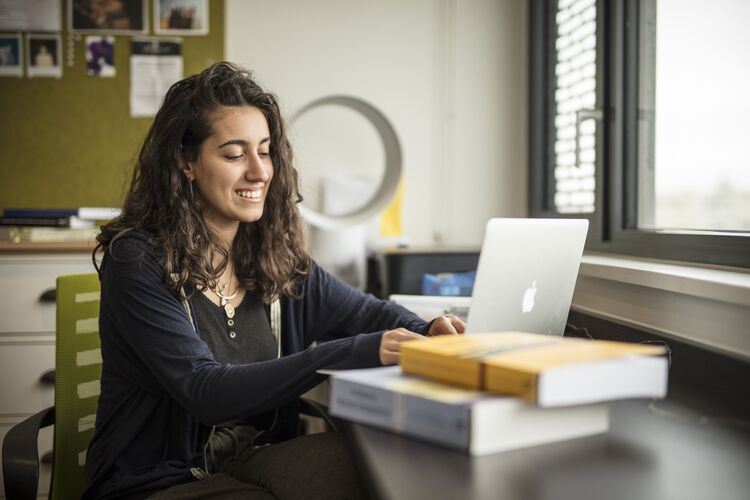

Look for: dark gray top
[192,291,276,365]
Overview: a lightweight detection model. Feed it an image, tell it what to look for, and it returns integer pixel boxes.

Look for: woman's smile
[235,188,263,200]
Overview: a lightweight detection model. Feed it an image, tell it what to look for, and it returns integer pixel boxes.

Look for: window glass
[638,0,750,231]
[553,0,597,214]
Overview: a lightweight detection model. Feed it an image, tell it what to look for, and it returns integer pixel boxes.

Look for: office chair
[3,273,101,500]
[2,273,336,500]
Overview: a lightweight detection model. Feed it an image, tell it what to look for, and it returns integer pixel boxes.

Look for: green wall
[0,0,224,210]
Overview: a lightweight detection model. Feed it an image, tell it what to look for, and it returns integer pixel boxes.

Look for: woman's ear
[181,144,197,181]
[182,160,195,182]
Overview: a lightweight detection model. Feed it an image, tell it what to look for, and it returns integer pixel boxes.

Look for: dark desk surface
[347,398,750,500]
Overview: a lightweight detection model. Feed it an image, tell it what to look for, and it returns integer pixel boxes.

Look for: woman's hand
[427,315,466,336]
[379,328,424,365]
[378,316,466,366]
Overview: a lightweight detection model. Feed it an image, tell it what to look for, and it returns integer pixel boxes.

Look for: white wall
[226,0,528,247]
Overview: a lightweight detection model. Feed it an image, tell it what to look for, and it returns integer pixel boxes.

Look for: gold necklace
[212,279,238,319]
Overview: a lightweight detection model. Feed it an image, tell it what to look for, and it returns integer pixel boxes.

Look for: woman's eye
[225,154,244,161]
[259,151,270,157]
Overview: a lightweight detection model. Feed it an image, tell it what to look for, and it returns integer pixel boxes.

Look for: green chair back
[50,273,101,500]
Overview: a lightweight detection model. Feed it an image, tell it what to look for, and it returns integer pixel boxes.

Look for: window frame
[529,0,750,269]
[529,0,608,247]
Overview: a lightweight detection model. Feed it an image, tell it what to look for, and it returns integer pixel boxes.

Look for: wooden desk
[0,241,96,254]
[347,398,750,500]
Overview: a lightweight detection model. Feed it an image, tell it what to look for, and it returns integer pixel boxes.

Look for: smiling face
[185,106,273,240]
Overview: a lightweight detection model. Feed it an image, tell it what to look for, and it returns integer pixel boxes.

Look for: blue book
[3,207,121,220]
[0,216,95,228]
[2,208,78,218]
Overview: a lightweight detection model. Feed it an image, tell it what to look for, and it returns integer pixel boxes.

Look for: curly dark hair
[95,61,311,302]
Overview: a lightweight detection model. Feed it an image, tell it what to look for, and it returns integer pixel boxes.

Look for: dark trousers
[147,432,367,500]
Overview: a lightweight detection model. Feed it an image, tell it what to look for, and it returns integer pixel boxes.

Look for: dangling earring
[188,180,194,200]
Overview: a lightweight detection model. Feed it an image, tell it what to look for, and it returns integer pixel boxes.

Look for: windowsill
[579,253,750,307]
[573,252,750,361]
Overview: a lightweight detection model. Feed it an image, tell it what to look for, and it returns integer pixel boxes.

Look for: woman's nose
[245,153,271,182]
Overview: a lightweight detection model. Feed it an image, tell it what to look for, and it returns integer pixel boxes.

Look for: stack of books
[329,332,668,455]
[0,207,121,243]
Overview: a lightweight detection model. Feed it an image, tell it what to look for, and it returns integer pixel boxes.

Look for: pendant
[224,302,235,318]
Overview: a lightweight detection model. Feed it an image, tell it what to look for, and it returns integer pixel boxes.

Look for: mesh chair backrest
[50,274,101,500]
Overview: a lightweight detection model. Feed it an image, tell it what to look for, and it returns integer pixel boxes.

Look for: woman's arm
[100,238,382,426]
[297,262,431,344]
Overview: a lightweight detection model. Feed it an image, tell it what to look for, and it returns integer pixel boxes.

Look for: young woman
[82,62,464,500]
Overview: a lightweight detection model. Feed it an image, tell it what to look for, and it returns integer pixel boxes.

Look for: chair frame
[3,406,55,499]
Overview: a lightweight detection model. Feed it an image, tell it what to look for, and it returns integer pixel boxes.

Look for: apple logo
[522,281,538,314]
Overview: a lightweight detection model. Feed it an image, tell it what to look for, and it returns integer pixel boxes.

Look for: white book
[69,216,96,229]
[329,366,608,456]
[77,207,122,220]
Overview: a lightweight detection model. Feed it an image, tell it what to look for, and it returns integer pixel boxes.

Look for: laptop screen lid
[465,218,588,336]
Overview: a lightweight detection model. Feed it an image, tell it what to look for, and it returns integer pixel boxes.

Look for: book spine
[400,352,482,389]
[77,207,122,220]
[2,207,121,221]
[402,396,470,450]
[484,364,539,403]
[330,377,471,452]
[0,216,70,227]
[2,208,77,218]
[329,378,399,430]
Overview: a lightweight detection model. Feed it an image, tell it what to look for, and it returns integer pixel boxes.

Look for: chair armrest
[299,397,339,433]
[2,406,55,500]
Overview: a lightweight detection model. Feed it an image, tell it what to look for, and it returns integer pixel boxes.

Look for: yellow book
[401,332,668,407]
[400,332,562,389]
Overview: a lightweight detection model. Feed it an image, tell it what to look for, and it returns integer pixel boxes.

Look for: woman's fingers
[427,315,466,336]
[449,315,466,334]
[379,328,423,365]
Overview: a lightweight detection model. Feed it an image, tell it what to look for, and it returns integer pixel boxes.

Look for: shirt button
[228,319,235,326]
[229,331,237,339]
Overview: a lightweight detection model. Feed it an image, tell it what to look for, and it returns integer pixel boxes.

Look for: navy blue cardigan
[82,234,428,499]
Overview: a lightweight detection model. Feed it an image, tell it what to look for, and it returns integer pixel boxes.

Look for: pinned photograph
[0,34,23,77]
[86,36,115,77]
[155,0,209,35]
[27,34,62,78]
[70,0,147,34]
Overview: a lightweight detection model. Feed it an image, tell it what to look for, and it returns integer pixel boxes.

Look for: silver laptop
[466,218,588,335]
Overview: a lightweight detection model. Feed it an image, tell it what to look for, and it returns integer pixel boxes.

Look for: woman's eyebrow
[217,137,271,148]
[217,139,248,148]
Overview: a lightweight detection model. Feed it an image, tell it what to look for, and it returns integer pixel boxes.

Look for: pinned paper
[130,38,182,117]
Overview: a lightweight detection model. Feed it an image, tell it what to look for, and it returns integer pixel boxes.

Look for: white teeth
[237,190,262,199]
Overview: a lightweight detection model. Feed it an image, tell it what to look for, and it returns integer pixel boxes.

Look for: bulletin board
[0,0,225,210]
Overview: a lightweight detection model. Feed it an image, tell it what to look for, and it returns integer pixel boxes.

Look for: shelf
[0,241,96,254]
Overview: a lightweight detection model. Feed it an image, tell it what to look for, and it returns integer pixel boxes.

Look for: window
[637,0,750,232]
[530,0,750,268]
